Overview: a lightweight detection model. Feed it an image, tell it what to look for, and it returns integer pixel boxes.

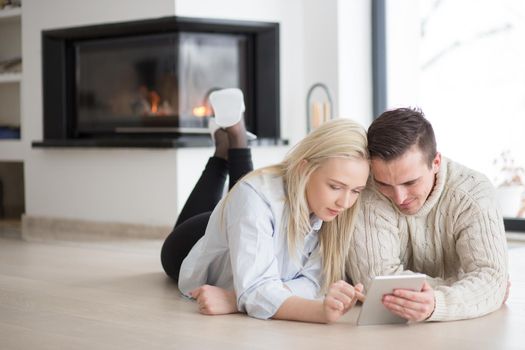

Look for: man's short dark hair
[367,107,437,167]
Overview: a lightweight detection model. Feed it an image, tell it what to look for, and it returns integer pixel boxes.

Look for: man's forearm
[428,273,507,321]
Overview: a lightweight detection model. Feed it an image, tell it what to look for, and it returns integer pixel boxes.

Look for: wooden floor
[1,237,525,350]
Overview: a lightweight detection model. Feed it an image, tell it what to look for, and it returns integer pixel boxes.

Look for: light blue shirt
[178,172,323,319]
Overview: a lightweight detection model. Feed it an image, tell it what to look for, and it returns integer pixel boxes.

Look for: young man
[347,107,509,322]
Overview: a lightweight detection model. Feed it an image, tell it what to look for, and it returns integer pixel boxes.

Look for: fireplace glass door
[75,31,248,136]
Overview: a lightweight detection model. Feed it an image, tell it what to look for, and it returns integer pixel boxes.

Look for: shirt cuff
[284,277,320,299]
[239,281,294,320]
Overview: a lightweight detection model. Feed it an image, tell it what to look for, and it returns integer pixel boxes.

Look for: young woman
[161,96,369,323]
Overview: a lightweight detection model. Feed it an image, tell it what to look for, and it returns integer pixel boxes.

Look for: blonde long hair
[226,119,368,292]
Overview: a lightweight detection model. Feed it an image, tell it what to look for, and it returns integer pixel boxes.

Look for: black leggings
[160,149,253,281]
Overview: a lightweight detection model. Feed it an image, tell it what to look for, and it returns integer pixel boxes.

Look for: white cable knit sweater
[347,157,509,321]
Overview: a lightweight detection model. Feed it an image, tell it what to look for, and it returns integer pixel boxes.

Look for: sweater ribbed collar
[411,157,449,217]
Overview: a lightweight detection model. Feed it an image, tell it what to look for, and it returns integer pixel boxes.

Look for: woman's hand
[190,285,238,315]
[323,280,364,323]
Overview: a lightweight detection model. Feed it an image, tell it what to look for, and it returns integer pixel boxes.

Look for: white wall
[337,0,373,127]
[303,0,339,118]
[302,0,373,129]
[22,0,373,227]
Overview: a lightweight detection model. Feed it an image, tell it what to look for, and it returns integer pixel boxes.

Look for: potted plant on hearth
[493,150,525,218]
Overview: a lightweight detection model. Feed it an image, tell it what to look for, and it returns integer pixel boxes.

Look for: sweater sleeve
[429,198,508,321]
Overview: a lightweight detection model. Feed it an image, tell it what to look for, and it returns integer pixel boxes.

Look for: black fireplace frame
[34,16,280,148]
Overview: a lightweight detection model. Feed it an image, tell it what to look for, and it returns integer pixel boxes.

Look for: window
[375,0,525,230]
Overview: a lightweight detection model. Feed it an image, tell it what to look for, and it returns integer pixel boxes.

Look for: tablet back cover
[357,274,425,326]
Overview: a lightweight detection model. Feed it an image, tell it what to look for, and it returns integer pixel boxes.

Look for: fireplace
[33,17,280,148]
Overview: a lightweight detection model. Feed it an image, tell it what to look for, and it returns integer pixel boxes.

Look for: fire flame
[149,91,160,114]
[192,105,210,117]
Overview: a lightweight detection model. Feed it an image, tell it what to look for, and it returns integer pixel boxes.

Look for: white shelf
[0,139,24,161]
[0,73,21,83]
[0,5,22,165]
[0,7,21,20]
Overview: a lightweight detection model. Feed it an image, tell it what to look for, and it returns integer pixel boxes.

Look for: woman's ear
[299,159,308,172]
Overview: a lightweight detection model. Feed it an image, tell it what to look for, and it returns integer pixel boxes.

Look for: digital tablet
[357,274,426,326]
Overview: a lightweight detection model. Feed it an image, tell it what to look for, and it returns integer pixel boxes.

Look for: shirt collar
[310,214,323,231]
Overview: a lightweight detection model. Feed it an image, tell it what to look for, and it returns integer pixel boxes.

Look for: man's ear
[432,152,442,173]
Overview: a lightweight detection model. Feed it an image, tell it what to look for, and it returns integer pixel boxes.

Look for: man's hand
[190,285,238,315]
[323,280,365,323]
[382,281,435,322]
